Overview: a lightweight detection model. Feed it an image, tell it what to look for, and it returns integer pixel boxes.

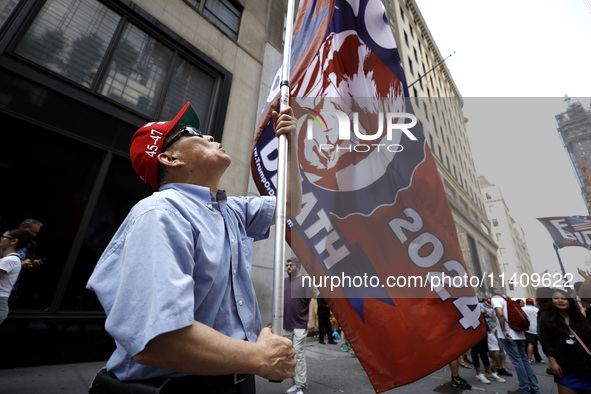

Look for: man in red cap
[88,102,301,393]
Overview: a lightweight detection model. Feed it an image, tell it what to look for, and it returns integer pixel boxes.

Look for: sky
[413,0,591,279]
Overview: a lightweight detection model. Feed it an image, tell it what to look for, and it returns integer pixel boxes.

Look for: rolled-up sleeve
[232,196,276,241]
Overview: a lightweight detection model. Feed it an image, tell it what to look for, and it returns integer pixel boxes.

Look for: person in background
[317,295,336,345]
[283,257,315,394]
[483,298,512,377]
[471,299,506,384]
[522,297,544,364]
[0,229,32,325]
[339,328,352,353]
[577,268,591,315]
[538,288,591,393]
[16,218,44,268]
[449,359,472,390]
[491,286,541,394]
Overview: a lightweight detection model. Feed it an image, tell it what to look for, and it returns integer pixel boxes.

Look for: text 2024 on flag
[251,0,485,391]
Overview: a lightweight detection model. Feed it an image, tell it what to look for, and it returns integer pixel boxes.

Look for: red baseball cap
[130,102,200,190]
[526,298,534,304]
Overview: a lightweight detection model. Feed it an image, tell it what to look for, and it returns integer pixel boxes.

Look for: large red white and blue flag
[251,0,485,391]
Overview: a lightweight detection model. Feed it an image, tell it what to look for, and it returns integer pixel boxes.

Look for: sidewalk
[0,338,558,393]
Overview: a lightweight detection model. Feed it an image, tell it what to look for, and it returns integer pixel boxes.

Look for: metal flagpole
[408,51,455,88]
[271,0,296,337]
[553,243,568,280]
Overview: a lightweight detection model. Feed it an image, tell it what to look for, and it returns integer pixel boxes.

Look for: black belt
[170,373,249,387]
[90,368,252,393]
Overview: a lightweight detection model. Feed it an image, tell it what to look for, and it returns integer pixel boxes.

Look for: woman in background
[0,229,32,325]
[538,288,591,393]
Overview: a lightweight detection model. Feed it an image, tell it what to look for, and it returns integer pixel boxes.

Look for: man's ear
[157,151,183,168]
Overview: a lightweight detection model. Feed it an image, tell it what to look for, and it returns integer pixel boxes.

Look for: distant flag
[581,158,591,214]
[570,216,591,232]
[251,0,485,391]
[538,215,591,249]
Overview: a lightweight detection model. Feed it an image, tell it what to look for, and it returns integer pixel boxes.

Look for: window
[184,0,243,40]
[399,6,405,21]
[12,0,225,134]
[443,181,455,201]
[15,0,120,88]
[98,23,174,115]
[493,219,499,227]
[404,30,408,47]
[407,56,413,75]
[0,0,21,30]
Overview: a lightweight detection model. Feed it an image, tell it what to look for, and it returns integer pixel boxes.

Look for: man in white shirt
[491,287,540,394]
[522,298,544,364]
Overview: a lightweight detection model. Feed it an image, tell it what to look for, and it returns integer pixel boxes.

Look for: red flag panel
[252,0,486,391]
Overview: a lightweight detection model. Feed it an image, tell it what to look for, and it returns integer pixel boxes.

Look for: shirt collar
[160,183,228,207]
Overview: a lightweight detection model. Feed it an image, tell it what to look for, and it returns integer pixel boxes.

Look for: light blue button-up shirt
[87,183,275,380]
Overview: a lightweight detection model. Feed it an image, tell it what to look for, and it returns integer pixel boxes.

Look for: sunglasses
[0,235,14,239]
[163,127,203,152]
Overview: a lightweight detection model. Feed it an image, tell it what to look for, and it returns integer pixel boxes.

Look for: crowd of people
[279,257,591,394]
[450,278,591,394]
[280,264,591,394]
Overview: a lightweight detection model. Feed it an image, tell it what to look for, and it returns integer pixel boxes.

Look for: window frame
[0,0,232,143]
[183,0,243,41]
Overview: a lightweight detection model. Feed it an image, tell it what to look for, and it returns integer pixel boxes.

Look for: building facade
[383,0,502,295]
[479,176,536,298]
[555,98,591,213]
[0,0,286,368]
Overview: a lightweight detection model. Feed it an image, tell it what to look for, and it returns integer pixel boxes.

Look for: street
[0,337,558,394]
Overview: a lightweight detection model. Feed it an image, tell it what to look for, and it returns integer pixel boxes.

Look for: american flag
[568,216,591,231]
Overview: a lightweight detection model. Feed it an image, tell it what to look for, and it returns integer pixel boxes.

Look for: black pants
[470,335,490,372]
[525,332,543,361]
[89,368,256,394]
[318,315,332,342]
